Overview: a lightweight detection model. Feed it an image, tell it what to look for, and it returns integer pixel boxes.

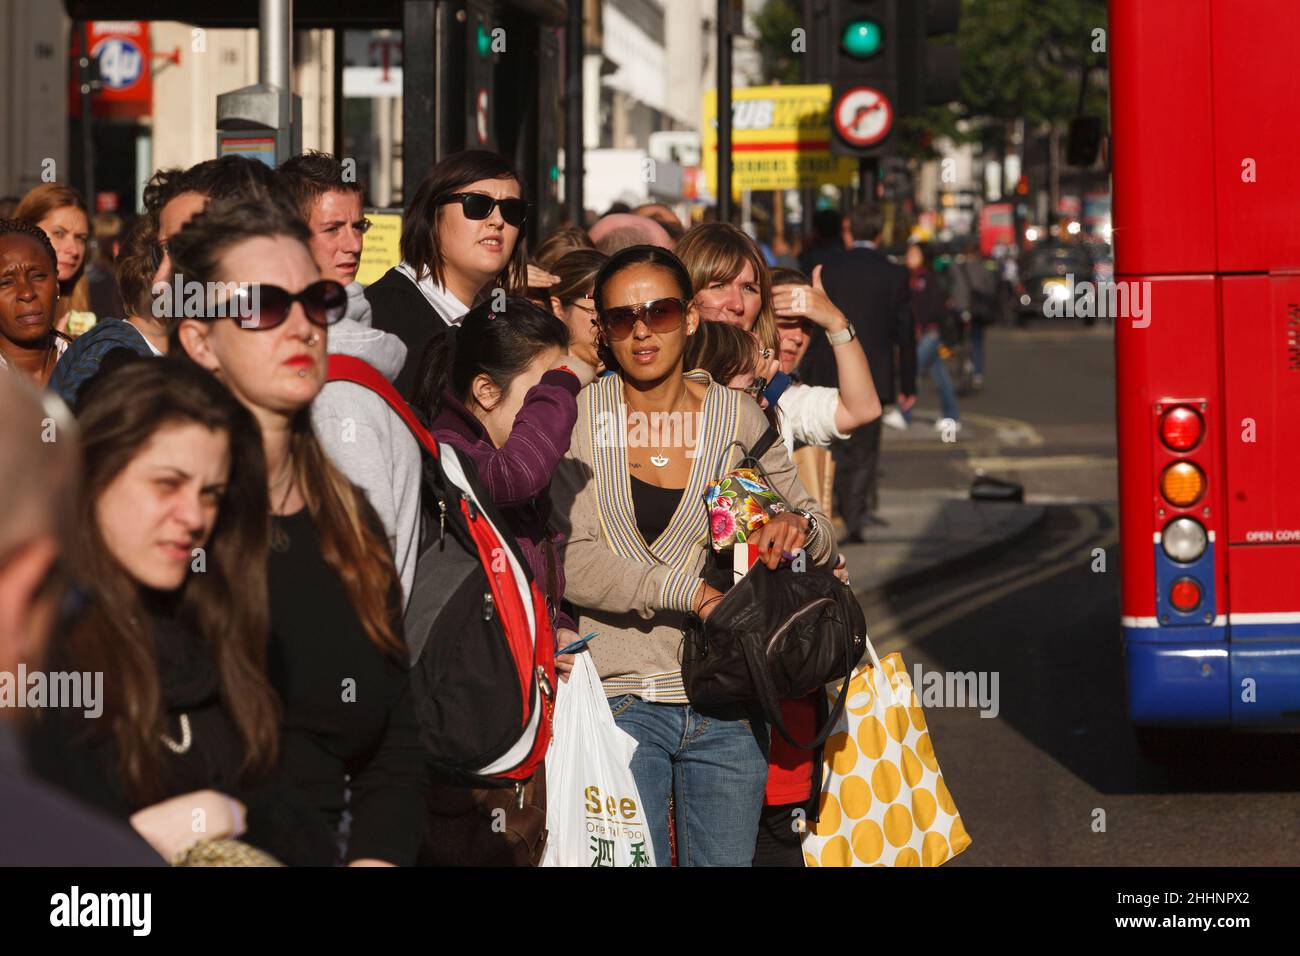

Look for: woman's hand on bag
[772,265,849,334]
[693,581,726,620]
[750,512,808,570]
[555,627,579,682]
[129,790,245,862]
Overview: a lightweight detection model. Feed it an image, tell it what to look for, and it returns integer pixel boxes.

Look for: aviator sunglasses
[438,192,530,227]
[218,280,348,330]
[599,297,687,341]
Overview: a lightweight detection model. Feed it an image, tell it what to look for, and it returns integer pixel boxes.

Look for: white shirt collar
[395,261,473,325]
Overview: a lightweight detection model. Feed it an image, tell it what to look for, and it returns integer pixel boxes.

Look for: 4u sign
[70,21,153,120]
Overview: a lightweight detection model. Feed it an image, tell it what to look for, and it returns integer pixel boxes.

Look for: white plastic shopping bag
[541,652,657,867]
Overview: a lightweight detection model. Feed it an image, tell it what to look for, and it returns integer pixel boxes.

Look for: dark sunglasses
[223,280,348,330]
[599,297,687,341]
[439,192,529,227]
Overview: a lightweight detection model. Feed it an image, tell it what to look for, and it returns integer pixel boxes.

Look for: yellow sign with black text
[356,209,403,287]
[702,84,858,194]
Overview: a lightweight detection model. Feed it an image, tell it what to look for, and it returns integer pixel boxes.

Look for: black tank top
[628,474,685,546]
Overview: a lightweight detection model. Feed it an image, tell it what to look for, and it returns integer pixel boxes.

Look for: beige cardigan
[550,370,833,699]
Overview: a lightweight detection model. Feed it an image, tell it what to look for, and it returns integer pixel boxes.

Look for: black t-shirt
[266,507,426,866]
[24,612,333,865]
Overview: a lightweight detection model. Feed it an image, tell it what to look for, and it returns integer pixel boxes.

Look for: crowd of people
[0,147,971,867]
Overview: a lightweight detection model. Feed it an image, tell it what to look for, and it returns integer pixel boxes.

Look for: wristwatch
[827,323,856,346]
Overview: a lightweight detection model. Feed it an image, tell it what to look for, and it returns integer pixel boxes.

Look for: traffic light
[913,0,961,111]
[828,0,905,155]
[465,0,498,149]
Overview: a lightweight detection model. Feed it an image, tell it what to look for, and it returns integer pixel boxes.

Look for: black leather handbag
[681,431,868,750]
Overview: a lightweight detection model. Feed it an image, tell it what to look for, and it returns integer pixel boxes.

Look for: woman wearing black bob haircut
[366,150,531,398]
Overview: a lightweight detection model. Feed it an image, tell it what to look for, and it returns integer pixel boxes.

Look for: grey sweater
[551,372,832,699]
[311,289,422,606]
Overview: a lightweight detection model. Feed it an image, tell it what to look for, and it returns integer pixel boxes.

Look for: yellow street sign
[702,84,858,194]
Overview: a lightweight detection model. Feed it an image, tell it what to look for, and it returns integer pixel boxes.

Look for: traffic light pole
[564,0,584,227]
[716,0,733,223]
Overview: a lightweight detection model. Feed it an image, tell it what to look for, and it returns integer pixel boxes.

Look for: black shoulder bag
[680,427,868,750]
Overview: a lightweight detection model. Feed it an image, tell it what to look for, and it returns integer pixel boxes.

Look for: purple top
[432,368,581,635]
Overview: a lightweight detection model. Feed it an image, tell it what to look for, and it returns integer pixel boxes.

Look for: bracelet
[826,324,856,346]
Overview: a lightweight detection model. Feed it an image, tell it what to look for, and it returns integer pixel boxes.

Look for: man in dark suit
[0,378,163,866]
[799,202,917,541]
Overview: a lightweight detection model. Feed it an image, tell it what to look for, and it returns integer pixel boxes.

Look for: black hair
[812,208,845,245]
[413,296,570,423]
[0,217,58,270]
[590,244,694,373]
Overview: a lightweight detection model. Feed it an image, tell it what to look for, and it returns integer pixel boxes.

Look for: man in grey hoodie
[281,153,422,606]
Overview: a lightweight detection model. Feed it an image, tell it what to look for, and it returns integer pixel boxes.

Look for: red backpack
[326,355,555,790]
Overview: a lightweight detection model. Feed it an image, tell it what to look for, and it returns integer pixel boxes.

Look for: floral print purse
[703,427,787,552]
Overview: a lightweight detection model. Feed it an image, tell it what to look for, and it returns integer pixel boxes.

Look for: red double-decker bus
[1112,0,1300,738]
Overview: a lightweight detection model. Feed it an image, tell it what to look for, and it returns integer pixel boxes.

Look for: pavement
[837,487,1045,602]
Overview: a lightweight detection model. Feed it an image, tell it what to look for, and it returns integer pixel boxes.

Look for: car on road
[1015,241,1095,325]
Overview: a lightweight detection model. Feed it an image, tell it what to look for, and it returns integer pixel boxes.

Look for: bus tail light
[1159,405,1204,451]
[1169,578,1202,612]
[1161,517,1208,563]
[1160,461,1206,507]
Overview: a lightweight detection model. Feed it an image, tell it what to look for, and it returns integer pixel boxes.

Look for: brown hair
[401,150,527,298]
[277,151,364,224]
[63,357,281,805]
[675,222,778,354]
[17,184,91,310]
[115,216,161,322]
[531,227,593,272]
[683,320,780,430]
[167,199,404,660]
[548,248,607,307]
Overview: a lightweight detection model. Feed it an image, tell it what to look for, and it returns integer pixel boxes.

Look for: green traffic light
[477,23,491,58]
[841,19,883,58]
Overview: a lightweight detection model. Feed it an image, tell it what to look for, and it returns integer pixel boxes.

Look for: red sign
[70,22,153,120]
[832,86,893,148]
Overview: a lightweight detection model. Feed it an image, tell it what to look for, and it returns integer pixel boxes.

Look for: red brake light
[1160,406,1204,451]
[1169,578,1202,612]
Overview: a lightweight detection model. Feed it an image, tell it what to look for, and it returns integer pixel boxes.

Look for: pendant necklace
[650,449,669,468]
[268,463,297,553]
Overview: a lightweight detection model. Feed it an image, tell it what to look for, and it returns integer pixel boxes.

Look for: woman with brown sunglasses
[550,244,833,866]
[169,198,426,866]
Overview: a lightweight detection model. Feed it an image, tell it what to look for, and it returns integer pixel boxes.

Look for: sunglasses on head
[220,280,348,330]
[439,192,529,227]
[599,297,687,340]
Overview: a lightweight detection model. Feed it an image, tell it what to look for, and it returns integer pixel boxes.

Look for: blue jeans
[916,330,960,421]
[608,695,768,867]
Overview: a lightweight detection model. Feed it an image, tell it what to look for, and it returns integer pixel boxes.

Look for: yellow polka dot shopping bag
[801,636,972,867]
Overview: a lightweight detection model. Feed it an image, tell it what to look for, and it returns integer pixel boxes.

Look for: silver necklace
[650,448,669,468]
[161,713,192,754]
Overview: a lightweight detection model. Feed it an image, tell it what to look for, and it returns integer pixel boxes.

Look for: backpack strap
[327,354,439,459]
[747,425,780,463]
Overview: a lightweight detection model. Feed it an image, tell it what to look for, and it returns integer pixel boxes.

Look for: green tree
[754,0,803,85]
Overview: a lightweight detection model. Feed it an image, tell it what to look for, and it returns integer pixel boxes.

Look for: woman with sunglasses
[0,218,70,385]
[170,198,426,866]
[545,248,608,374]
[550,245,834,866]
[366,150,530,399]
[26,357,334,866]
